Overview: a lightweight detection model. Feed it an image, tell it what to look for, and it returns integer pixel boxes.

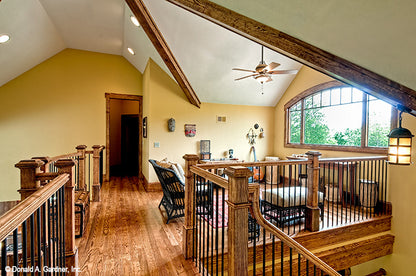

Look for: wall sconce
[388,108,414,165]
[247,124,264,145]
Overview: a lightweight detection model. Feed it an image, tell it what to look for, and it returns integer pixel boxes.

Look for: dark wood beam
[167,0,416,115]
[126,0,201,108]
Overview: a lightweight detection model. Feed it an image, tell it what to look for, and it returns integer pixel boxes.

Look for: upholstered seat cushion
[261,187,324,208]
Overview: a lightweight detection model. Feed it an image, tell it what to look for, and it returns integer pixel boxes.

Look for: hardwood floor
[76,177,199,275]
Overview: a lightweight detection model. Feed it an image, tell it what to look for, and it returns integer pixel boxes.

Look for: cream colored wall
[143,59,275,183]
[275,66,416,275]
[0,49,142,201]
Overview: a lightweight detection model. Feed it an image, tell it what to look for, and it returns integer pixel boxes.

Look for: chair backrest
[149,159,185,206]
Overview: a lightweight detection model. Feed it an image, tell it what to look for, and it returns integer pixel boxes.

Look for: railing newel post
[15,159,44,200]
[225,166,252,276]
[76,145,87,191]
[55,158,78,275]
[182,154,199,259]
[306,151,322,232]
[92,145,102,202]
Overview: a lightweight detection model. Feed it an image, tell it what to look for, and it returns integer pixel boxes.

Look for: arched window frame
[284,81,398,153]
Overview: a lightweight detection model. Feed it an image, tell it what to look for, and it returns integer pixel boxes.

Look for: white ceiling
[0,0,302,107]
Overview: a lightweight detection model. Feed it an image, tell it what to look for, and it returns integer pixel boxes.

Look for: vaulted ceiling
[0,0,302,107]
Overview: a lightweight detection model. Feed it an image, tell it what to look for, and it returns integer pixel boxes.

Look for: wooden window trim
[284,82,396,154]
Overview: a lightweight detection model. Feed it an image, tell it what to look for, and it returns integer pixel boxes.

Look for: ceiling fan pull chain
[261,83,264,95]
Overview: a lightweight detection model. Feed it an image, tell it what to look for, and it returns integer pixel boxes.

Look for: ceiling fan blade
[232,68,257,73]
[234,73,258,81]
[265,62,280,72]
[265,76,273,82]
[268,69,298,75]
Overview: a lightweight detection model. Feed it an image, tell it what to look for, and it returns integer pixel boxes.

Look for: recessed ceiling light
[127,48,135,55]
[130,15,140,27]
[0,34,10,44]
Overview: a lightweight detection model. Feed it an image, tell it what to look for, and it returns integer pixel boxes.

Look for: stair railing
[183,154,340,275]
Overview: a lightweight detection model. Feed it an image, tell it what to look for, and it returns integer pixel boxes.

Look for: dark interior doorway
[108,96,141,178]
[121,115,139,176]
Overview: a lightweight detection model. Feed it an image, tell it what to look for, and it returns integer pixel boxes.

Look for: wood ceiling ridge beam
[167,0,416,114]
[126,0,201,108]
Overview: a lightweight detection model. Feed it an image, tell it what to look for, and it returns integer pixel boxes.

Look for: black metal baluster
[57,189,62,273]
[262,228,266,276]
[221,187,225,275]
[336,162,340,226]
[42,203,47,270]
[366,160,370,219]
[206,181,210,276]
[1,238,7,276]
[30,213,35,273]
[214,185,218,275]
[253,218,256,275]
[36,209,42,273]
[22,220,27,275]
[383,160,387,214]
[13,229,18,276]
[47,198,52,270]
[61,187,66,270]
[298,253,301,276]
[306,259,309,276]
[192,175,196,264]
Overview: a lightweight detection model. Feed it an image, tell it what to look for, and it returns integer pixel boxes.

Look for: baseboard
[142,175,162,192]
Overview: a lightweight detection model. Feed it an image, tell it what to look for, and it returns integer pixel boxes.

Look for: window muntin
[287,86,393,149]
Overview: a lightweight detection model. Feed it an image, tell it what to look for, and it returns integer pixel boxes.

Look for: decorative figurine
[168,118,175,132]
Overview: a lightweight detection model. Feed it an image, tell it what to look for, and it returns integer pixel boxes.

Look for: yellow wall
[0,49,142,201]
[143,59,275,183]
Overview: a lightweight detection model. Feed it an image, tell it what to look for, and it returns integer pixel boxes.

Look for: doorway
[121,115,139,176]
[106,93,143,180]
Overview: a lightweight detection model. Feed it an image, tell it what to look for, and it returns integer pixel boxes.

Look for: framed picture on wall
[143,117,147,138]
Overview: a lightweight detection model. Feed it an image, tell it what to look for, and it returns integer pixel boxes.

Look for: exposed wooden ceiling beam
[167,0,416,115]
[126,0,201,108]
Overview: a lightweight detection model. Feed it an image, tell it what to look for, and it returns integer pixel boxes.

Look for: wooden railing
[0,144,105,275]
[1,160,76,275]
[43,145,105,201]
[182,152,390,275]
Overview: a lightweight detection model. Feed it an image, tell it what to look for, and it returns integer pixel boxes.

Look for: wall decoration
[143,117,147,138]
[168,118,175,132]
[185,124,196,137]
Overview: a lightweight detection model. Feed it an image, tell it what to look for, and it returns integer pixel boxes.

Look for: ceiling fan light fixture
[255,75,269,84]
[130,15,140,27]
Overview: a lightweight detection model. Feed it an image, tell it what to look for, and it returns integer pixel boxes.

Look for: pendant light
[387,108,414,165]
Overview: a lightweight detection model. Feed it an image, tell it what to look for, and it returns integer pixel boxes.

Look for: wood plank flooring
[76,177,199,275]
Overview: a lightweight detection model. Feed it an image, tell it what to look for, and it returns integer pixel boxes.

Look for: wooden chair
[149,159,212,223]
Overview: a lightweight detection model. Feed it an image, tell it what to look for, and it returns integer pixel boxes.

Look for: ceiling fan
[232,46,298,84]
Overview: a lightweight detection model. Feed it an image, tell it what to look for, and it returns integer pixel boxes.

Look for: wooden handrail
[45,152,81,166]
[196,159,311,170]
[190,165,228,189]
[319,156,388,163]
[0,174,68,242]
[248,184,341,276]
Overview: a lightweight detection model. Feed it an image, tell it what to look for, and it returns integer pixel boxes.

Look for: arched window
[285,81,397,153]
